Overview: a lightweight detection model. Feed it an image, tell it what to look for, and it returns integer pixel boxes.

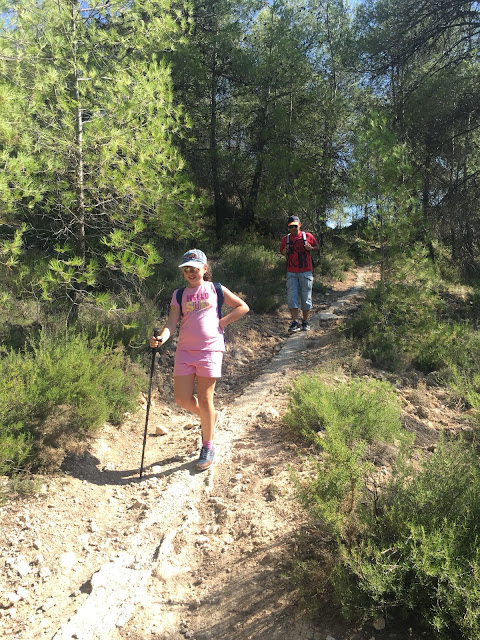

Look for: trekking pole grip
[152,327,161,352]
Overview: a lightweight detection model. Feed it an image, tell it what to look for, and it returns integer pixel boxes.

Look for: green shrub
[362,327,408,372]
[0,239,187,355]
[413,322,480,377]
[77,293,161,355]
[0,282,162,356]
[317,252,354,282]
[286,370,480,638]
[284,373,405,446]
[144,243,188,309]
[0,424,33,476]
[312,279,328,294]
[345,279,441,371]
[215,242,285,313]
[345,255,480,416]
[0,472,41,502]
[346,277,480,408]
[0,330,145,473]
[443,363,480,419]
[335,440,480,639]
[347,238,379,265]
[284,373,412,539]
[468,288,480,320]
[0,289,44,351]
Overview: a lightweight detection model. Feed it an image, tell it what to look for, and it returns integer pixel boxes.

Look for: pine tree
[0,0,202,321]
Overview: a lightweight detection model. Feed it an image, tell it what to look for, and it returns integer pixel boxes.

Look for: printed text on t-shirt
[185,291,212,313]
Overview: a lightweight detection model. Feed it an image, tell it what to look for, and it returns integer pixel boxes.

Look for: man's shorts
[286,271,313,310]
[174,349,223,378]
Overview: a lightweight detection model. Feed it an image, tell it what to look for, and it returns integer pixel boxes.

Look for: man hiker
[279,215,319,332]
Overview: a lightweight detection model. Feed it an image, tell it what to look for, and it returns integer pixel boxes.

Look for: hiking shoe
[301,321,311,331]
[289,321,300,333]
[196,445,215,471]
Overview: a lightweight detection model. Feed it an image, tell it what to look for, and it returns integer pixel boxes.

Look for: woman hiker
[149,249,249,470]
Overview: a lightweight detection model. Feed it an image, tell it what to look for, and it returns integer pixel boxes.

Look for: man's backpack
[286,231,315,268]
[286,231,307,251]
[175,282,224,318]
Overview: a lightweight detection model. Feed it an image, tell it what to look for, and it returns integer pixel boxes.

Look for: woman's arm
[219,287,249,330]
[149,304,181,348]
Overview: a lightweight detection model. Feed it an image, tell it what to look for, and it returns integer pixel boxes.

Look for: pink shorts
[174,349,223,378]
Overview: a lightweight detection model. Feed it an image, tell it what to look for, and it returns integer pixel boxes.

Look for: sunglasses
[182,266,200,272]
[288,224,298,229]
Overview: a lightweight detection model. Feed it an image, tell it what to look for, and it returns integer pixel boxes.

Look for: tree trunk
[422,156,435,262]
[209,37,223,236]
[244,156,263,228]
[69,0,86,326]
[244,92,269,228]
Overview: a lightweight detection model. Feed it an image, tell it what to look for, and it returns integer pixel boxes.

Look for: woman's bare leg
[196,376,217,442]
[174,375,217,442]
[174,374,199,416]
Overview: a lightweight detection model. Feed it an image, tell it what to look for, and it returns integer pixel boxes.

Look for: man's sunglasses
[288,224,298,229]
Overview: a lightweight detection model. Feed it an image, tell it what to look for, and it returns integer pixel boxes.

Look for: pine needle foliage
[0,0,203,319]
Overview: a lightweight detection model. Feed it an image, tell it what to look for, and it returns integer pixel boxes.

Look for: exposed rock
[155,424,169,435]
[372,616,386,630]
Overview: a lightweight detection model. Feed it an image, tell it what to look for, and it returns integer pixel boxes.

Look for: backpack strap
[286,232,306,249]
[176,283,223,318]
[176,286,186,316]
[214,282,224,318]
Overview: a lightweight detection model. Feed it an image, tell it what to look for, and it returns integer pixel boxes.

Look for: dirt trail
[54,268,371,640]
[2,266,458,640]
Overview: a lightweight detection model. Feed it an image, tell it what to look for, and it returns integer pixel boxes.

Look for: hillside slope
[2,267,465,640]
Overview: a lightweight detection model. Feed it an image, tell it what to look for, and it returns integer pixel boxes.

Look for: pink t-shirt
[172,282,225,352]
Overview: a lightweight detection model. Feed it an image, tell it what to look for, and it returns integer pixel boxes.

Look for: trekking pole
[139,328,161,479]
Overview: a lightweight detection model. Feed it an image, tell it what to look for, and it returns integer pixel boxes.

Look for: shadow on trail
[61,449,198,486]
[189,535,341,640]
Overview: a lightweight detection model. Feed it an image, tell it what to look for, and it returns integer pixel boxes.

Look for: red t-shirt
[280,231,318,273]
